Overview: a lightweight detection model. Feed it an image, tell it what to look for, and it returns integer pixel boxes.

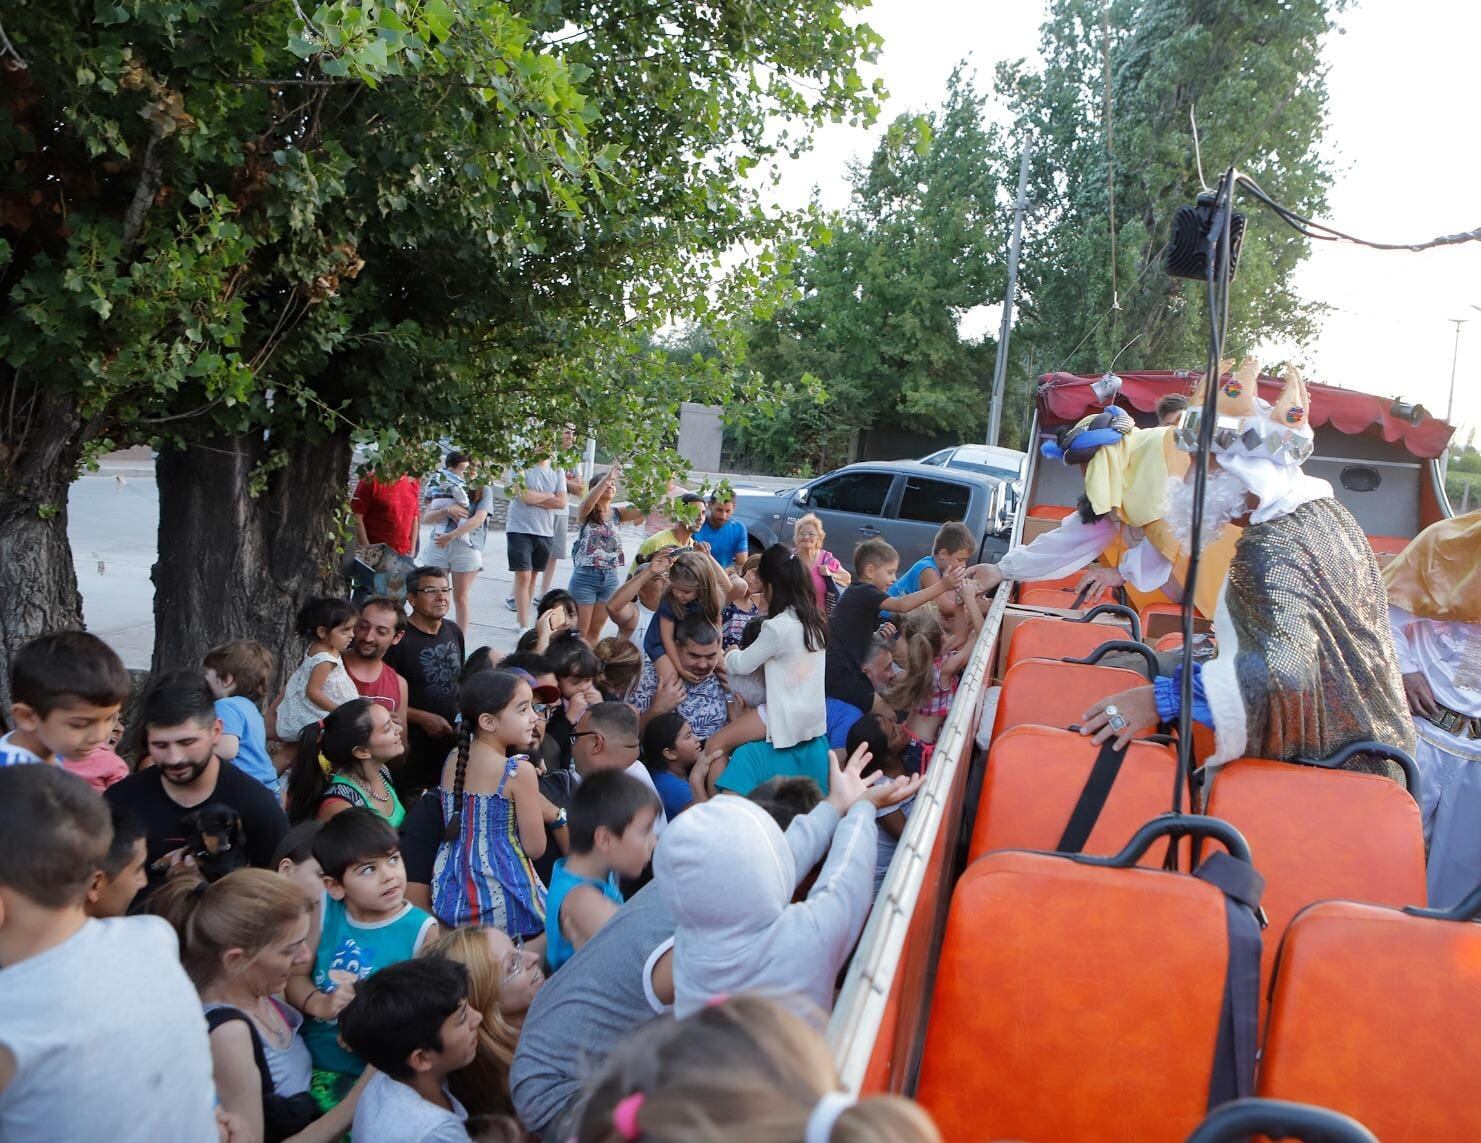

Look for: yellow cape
[1383,510,1481,623]
[1084,426,1239,618]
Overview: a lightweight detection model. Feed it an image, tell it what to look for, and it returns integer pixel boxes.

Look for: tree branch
[121,134,165,251]
[0,19,27,69]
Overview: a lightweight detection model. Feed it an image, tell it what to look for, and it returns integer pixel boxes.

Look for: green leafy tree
[737,66,1004,472]
[0,0,881,697]
[994,0,1340,384]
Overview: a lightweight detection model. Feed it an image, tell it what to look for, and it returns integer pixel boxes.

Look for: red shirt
[349,661,404,714]
[350,474,421,555]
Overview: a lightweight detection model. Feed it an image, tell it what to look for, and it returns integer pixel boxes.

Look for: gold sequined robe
[1202,498,1414,781]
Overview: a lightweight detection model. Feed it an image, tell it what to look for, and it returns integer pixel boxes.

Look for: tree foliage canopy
[1,0,885,505]
[737,65,1004,473]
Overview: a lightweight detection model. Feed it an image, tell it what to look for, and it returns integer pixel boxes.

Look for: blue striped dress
[430,754,547,938]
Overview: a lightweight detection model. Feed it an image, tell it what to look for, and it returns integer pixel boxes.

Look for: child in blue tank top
[544,770,662,971]
[286,809,439,1107]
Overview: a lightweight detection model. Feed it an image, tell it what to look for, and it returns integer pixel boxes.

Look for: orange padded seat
[1017,571,1087,593]
[1004,615,1133,672]
[1028,503,1076,520]
[1258,896,1481,1140]
[968,726,1188,866]
[992,658,1147,739]
[1203,755,1426,1027]
[918,819,1260,1143]
[1017,587,1084,609]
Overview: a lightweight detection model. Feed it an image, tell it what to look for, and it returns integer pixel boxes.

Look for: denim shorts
[568,565,622,605]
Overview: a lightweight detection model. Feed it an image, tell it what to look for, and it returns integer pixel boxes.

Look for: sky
[765,0,1481,444]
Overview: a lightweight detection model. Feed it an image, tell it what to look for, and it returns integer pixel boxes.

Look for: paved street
[70,459,797,669]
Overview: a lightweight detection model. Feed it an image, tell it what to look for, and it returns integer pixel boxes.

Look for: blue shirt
[304,895,438,1074]
[887,555,939,598]
[214,696,277,792]
[1153,663,1214,728]
[714,735,832,797]
[694,518,748,569]
[651,770,694,820]
[545,858,625,972]
[826,698,865,751]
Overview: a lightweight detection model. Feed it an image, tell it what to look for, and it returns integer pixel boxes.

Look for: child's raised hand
[942,566,968,588]
[825,741,875,816]
[864,771,924,810]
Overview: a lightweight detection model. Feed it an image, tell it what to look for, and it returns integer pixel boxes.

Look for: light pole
[1446,304,1481,426]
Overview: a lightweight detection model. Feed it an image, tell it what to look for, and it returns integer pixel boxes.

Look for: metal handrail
[827,582,1009,1091]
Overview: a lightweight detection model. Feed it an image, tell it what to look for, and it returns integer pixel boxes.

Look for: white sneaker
[505,595,517,611]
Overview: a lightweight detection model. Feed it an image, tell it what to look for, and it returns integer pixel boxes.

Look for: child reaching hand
[429,670,548,940]
[644,551,728,686]
[655,740,922,1018]
[277,597,362,741]
[544,770,661,971]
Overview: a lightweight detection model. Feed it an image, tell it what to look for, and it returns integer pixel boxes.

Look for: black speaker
[1165,191,1246,281]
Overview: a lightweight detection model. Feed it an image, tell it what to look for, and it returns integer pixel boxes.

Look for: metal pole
[1446,318,1464,425]
[583,434,597,485]
[988,136,1033,448]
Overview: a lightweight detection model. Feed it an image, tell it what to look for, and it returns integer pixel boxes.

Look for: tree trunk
[151,431,353,692]
[0,383,93,713]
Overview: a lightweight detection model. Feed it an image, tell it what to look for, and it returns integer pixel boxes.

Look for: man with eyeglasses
[384,566,465,796]
[570,701,667,839]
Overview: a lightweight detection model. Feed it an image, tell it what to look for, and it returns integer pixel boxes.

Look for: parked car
[730,460,1014,571]
[920,443,1027,516]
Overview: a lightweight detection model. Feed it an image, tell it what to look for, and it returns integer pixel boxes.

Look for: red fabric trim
[1037,371,1455,459]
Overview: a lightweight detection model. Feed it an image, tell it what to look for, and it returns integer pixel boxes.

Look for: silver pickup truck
[730,459,1015,571]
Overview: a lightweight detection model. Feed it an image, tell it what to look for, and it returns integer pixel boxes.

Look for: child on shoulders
[645,550,730,687]
[545,769,661,971]
[287,808,439,1108]
[204,639,279,792]
[277,597,362,742]
[339,956,482,1143]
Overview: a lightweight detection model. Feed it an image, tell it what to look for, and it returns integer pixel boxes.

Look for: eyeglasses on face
[531,703,554,720]
[416,586,453,595]
[570,729,640,750]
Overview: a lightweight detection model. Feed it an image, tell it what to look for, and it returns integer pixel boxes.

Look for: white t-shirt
[0,916,218,1143]
[0,731,45,768]
[352,1072,469,1143]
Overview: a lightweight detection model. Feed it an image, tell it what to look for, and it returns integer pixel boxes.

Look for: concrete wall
[678,402,724,471]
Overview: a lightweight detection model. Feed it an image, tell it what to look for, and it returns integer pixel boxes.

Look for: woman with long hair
[706,544,831,796]
[424,925,546,1117]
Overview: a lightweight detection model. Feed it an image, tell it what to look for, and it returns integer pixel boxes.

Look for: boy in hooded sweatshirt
[653,742,922,1018]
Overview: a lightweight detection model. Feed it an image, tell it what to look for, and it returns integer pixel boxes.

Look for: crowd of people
[0,447,1000,1143]
[5,374,1476,1142]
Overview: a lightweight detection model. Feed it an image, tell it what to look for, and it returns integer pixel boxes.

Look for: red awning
[1037,371,1455,460]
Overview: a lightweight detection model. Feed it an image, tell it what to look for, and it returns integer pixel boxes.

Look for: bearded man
[979,402,1239,616]
[1081,361,1414,782]
[1385,511,1481,904]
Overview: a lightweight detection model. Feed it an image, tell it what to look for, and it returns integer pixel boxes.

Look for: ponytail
[287,720,329,824]
[443,722,473,843]
[287,698,380,823]
[881,610,944,713]
[151,867,312,990]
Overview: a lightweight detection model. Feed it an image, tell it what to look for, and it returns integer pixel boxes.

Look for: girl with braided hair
[428,670,548,942]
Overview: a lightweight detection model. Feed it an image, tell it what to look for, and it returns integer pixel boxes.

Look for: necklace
[361,767,391,805]
[252,996,291,1050]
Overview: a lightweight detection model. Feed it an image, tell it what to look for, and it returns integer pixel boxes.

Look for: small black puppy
[178,804,248,881]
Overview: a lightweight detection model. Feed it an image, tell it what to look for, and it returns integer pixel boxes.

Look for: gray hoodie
[654,795,877,1018]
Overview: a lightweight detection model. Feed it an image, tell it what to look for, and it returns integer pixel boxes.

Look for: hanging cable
[1102,2,1119,317]
[1236,173,1481,251]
